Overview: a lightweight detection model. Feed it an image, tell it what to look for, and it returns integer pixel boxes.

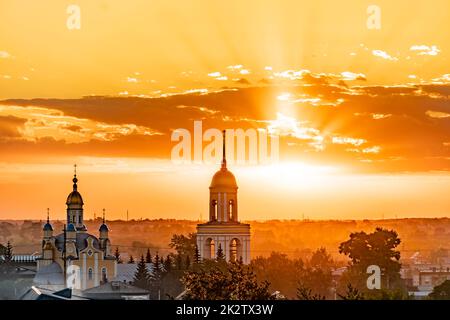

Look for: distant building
[196,131,251,264]
[35,167,117,290]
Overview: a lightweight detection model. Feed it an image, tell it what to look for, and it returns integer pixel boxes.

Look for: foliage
[339,227,402,292]
[133,255,150,290]
[338,284,365,300]
[128,255,135,264]
[296,284,325,300]
[216,244,225,261]
[251,252,303,299]
[169,233,196,260]
[4,241,12,263]
[145,248,152,263]
[181,260,274,300]
[194,245,201,265]
[428,280,450,300]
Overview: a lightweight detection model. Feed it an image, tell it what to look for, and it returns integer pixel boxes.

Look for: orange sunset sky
[0,0,449,221]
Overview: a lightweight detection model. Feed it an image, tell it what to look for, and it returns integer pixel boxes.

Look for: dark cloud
[1,82,449,172]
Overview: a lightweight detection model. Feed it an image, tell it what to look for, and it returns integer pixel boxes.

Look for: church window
[230,239,239,262]
[205,238,215,259]
[88,268,93,280]
[211,200,218,221]
[229,200,234,221]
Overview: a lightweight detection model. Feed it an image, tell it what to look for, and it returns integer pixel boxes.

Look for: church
[35,167,117,290]
[196,131,251,264]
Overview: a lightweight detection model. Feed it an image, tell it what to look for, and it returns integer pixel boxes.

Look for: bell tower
[209,130,238,223]
[197,130,251,264]
[66,164,86,232]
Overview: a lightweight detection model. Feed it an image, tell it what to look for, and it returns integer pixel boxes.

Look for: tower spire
[221,130,227,169]
[47,208,50,224]
[72,164,78,191]
[102,208,106,224]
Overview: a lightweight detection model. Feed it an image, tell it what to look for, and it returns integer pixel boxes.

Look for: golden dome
[66,190,83,205]
[210,167,238,189]
[66,174,84,205]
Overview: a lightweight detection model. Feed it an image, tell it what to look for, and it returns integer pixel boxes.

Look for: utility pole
[127,210,129,222]
[63,224,67,288]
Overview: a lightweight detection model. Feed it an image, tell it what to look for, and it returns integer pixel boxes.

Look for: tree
[338,284,365,300]
[216,244,225,261]
[339,228,402,293]
[251,252,304,299]
[114,247,121,263]
[176,254,183,270]
[145,248,152,263]
[428,280,450,300]
[185,255,191,269]
[193,245,201,265]
[153,253,161,275]
[296,284,325,300]
[4,241,13,263]
[163,255,173,273]
[169,233,196,259]
[133,255,150,289]
[128,255,135,264]
[181,260,274,300]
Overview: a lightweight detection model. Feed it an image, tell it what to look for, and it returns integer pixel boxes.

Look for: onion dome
[99,208,109,232]
[66,174,84,206]
[43,208,53,231]
[67,223,76,232]
[210,167,238,188]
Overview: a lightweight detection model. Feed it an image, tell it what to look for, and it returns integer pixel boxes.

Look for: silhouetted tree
[176,254,183,270]
[133,255,150,289]
[339,228,402,292]
[296,284,325,300]
[153,253,161,275]
[164,255,173,273]
[429,280,450,300]
[4,241,13,263]
[193,245,201,265]
[185,255,191,269]
[128,255,135,264]
[145,248,152,263]
[182,260,274,300]
[338,284,365,300]
[216,244,225,261]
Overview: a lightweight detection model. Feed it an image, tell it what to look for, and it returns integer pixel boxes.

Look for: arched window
[205,238,215,259]
[211,200,218,221]
[230,239,239,262]
[88,268,93,280]
[229,200,234,221]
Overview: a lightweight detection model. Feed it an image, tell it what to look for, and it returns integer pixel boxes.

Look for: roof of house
[33,262,65,287]
[20,286,87,300]
[113,263,153,283]
[82,281,150,300]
